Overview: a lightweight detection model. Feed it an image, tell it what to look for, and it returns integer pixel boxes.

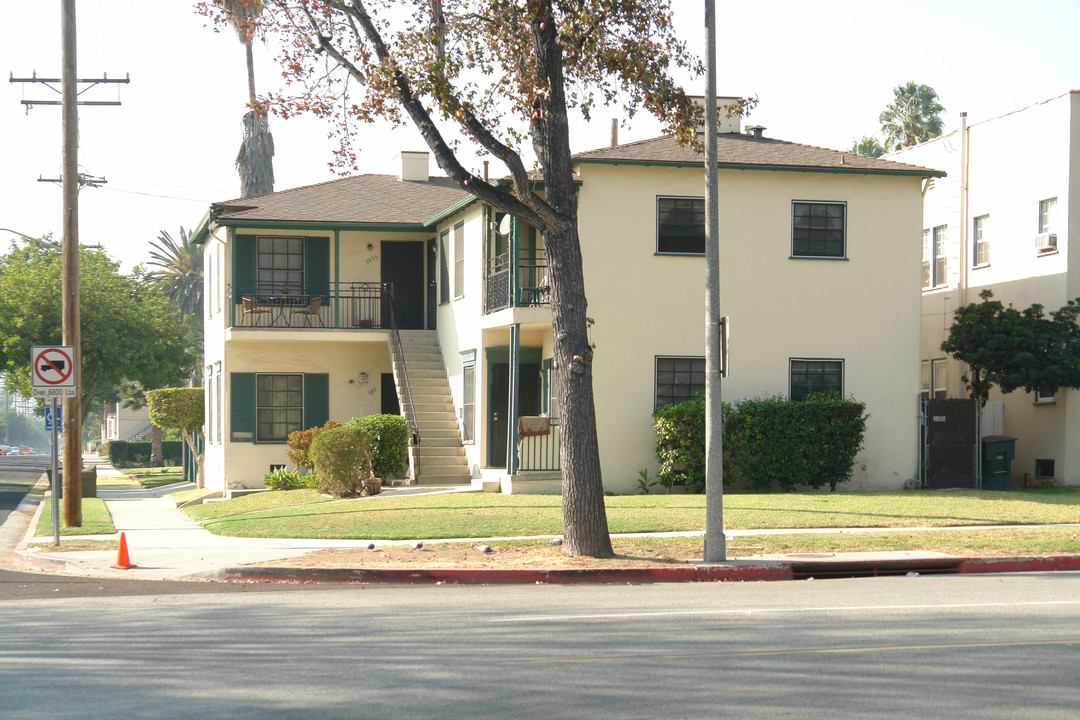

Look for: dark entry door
[921,397,977,489]
[488,362,541,468]
[381,241,425,329]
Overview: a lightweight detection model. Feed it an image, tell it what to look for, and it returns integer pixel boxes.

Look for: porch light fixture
[359,372,368,383]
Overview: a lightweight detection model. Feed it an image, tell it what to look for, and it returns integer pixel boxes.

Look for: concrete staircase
[390,330,472,485]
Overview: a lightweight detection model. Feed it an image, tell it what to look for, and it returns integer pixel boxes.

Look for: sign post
[50,397,60,546]
[32,345,76,538]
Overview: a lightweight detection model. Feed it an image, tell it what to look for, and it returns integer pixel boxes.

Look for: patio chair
[292,296,324,327]
[241,296,271,326]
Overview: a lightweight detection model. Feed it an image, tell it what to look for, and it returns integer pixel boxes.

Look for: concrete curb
[208,553,1080,585]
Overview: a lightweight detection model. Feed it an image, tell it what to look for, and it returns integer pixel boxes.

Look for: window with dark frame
[257,236,304,294]
[789,359,844,400]
[792,201,845,258]
[453,222,465,299]
[655,356,706,407]
[256,374,304,443]
[461,351,475,444]
[438,229,450,304]
[656,197,705,254]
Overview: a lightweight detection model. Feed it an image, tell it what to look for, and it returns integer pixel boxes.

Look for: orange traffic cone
[111,532,136,570]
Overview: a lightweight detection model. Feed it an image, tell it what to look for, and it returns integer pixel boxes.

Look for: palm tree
[879,81,945,151]
[850,135,885,158]
[220,0,274,197]
[148,227,203,318]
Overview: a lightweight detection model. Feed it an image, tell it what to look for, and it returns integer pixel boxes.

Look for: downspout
[959,111,969,305]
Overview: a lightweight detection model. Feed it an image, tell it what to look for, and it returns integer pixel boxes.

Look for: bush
[653,393,868,493]
[310,424,379,497]
[345,414,409,480]
[652,396,707,492]
[107,440,183,468]
[263,467,304,491]
[287,420,343,470]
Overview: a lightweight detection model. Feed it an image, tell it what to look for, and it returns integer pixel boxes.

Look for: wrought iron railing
[518,418,560,472]
[385,295,421,469]
[484,250,550,313]
[231,281,390,329]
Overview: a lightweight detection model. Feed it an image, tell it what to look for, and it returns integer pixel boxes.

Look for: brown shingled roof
[573,133,944,176]
[212,174,470,226]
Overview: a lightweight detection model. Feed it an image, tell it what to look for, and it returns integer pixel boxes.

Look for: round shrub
[345,414,409,480]
[310,424,379,497]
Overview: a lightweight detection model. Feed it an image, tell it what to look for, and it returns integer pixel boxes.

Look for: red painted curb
[12,548,71,573]
[957,555,1080,574]
[221,563,795,585]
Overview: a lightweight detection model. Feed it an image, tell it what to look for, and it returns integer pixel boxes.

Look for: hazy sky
[1,1,1078,271]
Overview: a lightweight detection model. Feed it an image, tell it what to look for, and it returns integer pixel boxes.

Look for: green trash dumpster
[981,436,1016,491]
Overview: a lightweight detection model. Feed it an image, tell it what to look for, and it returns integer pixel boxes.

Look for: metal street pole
[703,0,726,562]
[50,398,60,546]
[61,0,82,527]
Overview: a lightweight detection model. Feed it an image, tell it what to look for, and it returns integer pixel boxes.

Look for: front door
[488,362,541,468]
[381,241,426,329]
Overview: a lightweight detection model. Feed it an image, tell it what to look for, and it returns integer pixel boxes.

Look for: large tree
[0,237,198,421]
[879,81,945,152]
[148,227,204,319]
[942,290,1080,406]
[200,0,704,557]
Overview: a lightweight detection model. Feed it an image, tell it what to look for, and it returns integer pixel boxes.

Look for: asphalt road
[0,455,48,526]
[2,572,1078,719]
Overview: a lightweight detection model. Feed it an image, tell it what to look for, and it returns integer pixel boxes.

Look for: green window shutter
[230,372,255,442]
[303,373,330,429]
[234,235,256,296]
[305,237,330,300]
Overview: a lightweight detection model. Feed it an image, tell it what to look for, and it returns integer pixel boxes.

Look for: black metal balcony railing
[232,281,391,329]
[484,249,550,314]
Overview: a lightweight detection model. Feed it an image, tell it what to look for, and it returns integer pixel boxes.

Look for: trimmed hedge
[345,414,409,480]
[106,440,183,468]
[654,393,868,492]
[310,424,378,497]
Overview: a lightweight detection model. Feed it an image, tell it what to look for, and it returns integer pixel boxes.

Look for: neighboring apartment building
[195,112,939,496]
[101,402,152,443]
[889,90,1080,486]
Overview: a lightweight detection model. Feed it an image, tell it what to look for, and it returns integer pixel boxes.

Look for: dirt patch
[257,538,749,569]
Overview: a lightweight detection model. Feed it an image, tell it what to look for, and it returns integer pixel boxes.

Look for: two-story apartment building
[889,90,1080,487]
[196,113,940,496]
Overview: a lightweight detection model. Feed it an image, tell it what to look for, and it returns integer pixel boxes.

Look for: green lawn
[35,498,116,537]
[182,488,1080,541]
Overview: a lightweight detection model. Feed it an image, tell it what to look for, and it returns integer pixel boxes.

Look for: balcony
[232,281,391,329]
[485,249,550,314]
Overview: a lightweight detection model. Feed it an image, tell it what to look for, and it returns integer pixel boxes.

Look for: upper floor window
[789,358,843,400]
[974,214,990,266]
[655,356,705,407]
[258,236,304,294]
[460,350,476,444]
[923,225,948,289]
[1037,198,1058,253]
[791,201,846,258]
[657,197,705,254]
[453,222,465,299]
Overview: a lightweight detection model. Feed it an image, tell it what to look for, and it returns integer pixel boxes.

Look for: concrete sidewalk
[7,455,1080,584]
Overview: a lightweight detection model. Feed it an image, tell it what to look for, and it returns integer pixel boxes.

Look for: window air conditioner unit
[1035,232,1057,252]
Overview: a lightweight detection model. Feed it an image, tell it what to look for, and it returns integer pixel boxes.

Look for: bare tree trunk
[182,428,205,489]
[150,425,163,465]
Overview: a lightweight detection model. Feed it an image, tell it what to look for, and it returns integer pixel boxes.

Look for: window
[789,359,843,400]
[932,359,947,399]
[1037,197,1058,252]
[257,236,304,294]
[920,360,931,399]
[460,350,475,444]
[1034,388,1056,405]
[256,374,304,443]
[656,197,705,254]
[974,214,990,266]
[1035,458,1055,480]
[923,225,948,288]
[453,222,465,299]
[229,372,328,443]
[439,228,450,304]
[655,356,705,407]
[791,201,846,258]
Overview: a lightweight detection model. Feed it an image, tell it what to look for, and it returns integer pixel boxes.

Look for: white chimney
[397,151,429,182]
[688,95,743,134]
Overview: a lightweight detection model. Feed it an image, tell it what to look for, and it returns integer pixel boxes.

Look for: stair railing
[384,286,421,478]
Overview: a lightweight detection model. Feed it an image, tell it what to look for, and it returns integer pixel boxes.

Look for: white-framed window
[791,201,846,259]
[920,359,948,400]
[255,374,304,443]
[656,197,705,255]
[655,356,705,407]
[1034,388,1056,405]
[974,214,990,266]
[923,225,948,289]
[789,358,844,400]
[1037,197,1058,253]
[460,350,475,444]
[453,222,465,299]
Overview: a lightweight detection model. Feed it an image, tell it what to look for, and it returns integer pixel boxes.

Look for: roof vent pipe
[610,118,618,147]
[746,125,765,139]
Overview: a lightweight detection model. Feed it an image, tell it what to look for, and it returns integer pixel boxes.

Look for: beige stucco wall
[573,162,924,492]
[891,91,1079,485]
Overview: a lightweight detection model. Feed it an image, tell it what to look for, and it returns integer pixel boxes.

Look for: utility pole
[10,5,127,527]
[703,0,726,562]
